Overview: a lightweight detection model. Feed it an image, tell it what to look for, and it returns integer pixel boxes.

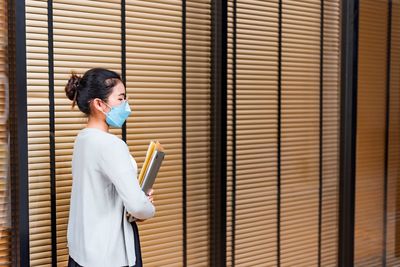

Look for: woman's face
[105,80,126,110]
[89,80,128,119]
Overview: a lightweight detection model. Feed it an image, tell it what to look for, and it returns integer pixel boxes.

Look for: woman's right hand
[132,189,154,223]
[127,188,155,223]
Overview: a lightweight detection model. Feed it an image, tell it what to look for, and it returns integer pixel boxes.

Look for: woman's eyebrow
[118,93,126,97]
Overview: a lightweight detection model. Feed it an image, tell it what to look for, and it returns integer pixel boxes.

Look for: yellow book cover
[138,141,156,185]
[138,141,164,186]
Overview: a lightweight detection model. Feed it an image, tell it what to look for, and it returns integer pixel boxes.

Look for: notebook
[138,141,165,194]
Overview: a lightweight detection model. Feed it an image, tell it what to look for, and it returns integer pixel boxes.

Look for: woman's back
[68,128,128,266]
[68,128,153,266]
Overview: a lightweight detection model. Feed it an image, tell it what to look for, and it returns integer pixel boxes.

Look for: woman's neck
[86,115,109,132]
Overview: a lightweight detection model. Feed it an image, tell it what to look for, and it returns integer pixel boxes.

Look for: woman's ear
[91,98,107,114]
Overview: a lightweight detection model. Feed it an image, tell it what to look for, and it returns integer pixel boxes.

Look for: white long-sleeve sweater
[67,127,155,267]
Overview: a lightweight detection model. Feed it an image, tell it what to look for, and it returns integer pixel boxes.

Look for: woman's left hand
[147,188,154,204]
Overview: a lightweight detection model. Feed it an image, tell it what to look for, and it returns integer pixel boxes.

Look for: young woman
[65,68,155,267]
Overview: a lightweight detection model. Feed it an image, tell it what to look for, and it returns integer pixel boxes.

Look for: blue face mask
[103,100,131,128]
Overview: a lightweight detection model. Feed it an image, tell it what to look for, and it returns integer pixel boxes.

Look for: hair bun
[65,73,82,104]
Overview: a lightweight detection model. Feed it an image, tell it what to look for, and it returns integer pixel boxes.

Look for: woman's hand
[147,188,154,204]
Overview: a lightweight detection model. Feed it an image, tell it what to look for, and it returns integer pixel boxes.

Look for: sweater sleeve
[99,138,155,220]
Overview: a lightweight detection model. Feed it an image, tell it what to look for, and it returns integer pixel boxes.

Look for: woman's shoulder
[76,128,134,167]
[77,128,127,149]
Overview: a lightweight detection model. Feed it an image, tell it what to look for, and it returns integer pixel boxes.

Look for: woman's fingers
[146,188,154,203]
[147,188,154,196]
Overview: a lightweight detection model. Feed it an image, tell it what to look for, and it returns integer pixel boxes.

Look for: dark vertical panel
[277,0,282,266]
[338,0,359,266]
[383,0,392,265]
[210,0,227,266]
[318,1,324,266]
[182,0,187,266]
[47,0,56,266]
[12,0,30,265]
[121,0,126,142]
[231,0,236,265]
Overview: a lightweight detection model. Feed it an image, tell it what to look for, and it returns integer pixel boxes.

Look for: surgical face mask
[102,100,131,128]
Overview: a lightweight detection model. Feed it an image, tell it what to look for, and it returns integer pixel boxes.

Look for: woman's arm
[127,189,154,222]
[100,139,156,220]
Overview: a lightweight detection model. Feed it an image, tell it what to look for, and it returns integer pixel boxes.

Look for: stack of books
[138,140,165,194]
[127,141,165,222]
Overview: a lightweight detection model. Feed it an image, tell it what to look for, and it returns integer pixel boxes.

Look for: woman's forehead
[111,81,126,95]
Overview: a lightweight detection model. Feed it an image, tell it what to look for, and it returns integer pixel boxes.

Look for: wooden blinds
[355,1,388,266]
[227,0,340,266]
[185,1,212,266]
[387,1,400,265]
[320,1,341,265]
[355,0,400,266]
[0,0,10,264]
[125,1,184,266]
[23,0,348,266]
[26,1,51,265]
[26,0,122,265]
[227,1,279,266]
[25,0,212,266]
[53,1,122,266]
[126,1,212,266]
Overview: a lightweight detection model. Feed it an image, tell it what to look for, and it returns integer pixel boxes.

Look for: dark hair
[65,68,123,115]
